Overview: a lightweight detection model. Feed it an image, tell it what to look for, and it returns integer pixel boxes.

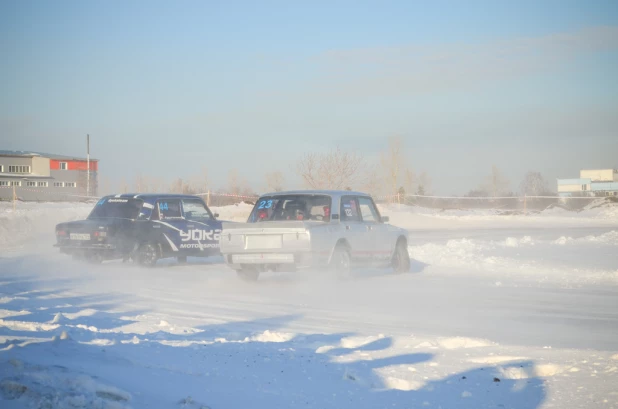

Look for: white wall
[580,169,614,182]
[31,157,50,176]
[558,184,586,193]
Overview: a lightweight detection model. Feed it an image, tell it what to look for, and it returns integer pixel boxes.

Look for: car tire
[237,267,259,282]
[330,244,351,278]
[137,243,159,267]
[177,256,187,264]
[392,239,410,273]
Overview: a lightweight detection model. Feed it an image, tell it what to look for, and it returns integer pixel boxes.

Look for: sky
[1,0,617,195]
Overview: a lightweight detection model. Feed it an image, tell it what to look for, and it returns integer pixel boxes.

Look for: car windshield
[248,195,332,222]
[88,198,143,220]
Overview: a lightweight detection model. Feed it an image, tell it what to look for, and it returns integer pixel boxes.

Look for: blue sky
[1,0,617,194]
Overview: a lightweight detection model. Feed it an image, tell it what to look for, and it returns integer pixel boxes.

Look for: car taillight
[56,230,67,236]
[93,231,106,237]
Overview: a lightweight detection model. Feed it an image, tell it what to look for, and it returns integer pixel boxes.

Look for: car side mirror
[214,213,220,218]
[332,214,340,220]
[381,216,390,223]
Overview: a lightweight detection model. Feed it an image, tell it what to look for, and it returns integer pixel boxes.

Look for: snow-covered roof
[0,150,98,161]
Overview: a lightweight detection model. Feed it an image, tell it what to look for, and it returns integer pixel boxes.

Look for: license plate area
[245,235,282,249]
[70,233,91,241]
[232,253,294,264]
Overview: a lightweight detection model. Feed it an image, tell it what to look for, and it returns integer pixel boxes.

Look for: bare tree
[98,176,111,196]
[403,168,416,198]
[134,173,147,193]
[381,136,403,196]
[296,147,368,190]
[483,165,510,197]
[265,171,285,192]
[519,171,551,196]
[190,167,210,194]
[149,177,164,193]
[169,178,183,194]
[361,165,383,197]
[416,172,431,195]
[228,169,240,195]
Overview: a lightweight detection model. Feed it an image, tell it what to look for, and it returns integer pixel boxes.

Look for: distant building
[0,150,98,201]
[557,169,618,197]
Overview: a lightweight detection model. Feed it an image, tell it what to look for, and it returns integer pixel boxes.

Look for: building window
[38,181,48,187]
[8,165,31,174]
[60,162,68,170]
[54,182,64,187]
[582,184,587,191]
[0,165,3,172]
[0,181,8,186]
[10,181,21,187]
[65,182,77,188]
[26,181,36,187]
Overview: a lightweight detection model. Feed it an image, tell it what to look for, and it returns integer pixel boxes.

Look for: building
[557,169,618,197]
[0,150,98,201]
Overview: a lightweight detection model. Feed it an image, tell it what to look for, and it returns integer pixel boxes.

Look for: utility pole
[86,134,90,197]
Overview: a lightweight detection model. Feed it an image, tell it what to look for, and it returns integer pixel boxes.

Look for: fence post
[13,185,16,211]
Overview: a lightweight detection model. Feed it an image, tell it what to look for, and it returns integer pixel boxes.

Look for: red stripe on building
[50,159,98,171]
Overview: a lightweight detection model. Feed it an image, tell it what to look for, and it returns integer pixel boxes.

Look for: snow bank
[408,230,618,285]
[210,202,253,223]
[0,202,92,249]
[380,202,618,230]
[0,358,131,409]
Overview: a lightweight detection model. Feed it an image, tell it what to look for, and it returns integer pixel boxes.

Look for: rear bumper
[223,251,327,270]
[54,243,117,251]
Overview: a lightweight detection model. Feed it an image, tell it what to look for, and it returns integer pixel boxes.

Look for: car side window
[154,199,182,220]
[358,197,380,223]
[182,199,212,222]
[340,196,361,222]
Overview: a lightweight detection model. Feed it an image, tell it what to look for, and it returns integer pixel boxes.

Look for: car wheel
[392,239,410,273]
[137,243,159,267]
[330,244,351,278]
[177,256,187,264]
[237,267,259,282]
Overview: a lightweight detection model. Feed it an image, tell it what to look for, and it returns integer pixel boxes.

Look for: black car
[55,194,223,266]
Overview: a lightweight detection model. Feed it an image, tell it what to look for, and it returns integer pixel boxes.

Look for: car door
[150,198,187,256]
[339,196,368,262]
[180,198,221,255]
[357,196,391,262]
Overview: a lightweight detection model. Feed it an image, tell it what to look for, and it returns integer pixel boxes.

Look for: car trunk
[56,218,127,247]
[220,221,315,255]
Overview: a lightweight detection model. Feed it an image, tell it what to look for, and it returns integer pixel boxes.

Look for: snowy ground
[1,201,617,409]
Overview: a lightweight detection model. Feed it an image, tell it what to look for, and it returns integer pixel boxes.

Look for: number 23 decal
[257,200,273,209]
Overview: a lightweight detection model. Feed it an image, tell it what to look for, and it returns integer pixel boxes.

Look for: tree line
[98,137,564,201]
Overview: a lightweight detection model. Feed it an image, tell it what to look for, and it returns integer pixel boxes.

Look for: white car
[219,190,410,281]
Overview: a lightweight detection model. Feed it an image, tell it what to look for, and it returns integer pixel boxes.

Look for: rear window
[248,195,332,222]
[88,198,143,220]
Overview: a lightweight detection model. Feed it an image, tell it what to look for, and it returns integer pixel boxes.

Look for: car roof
[102,193,204,201]
[259,189,371,198]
